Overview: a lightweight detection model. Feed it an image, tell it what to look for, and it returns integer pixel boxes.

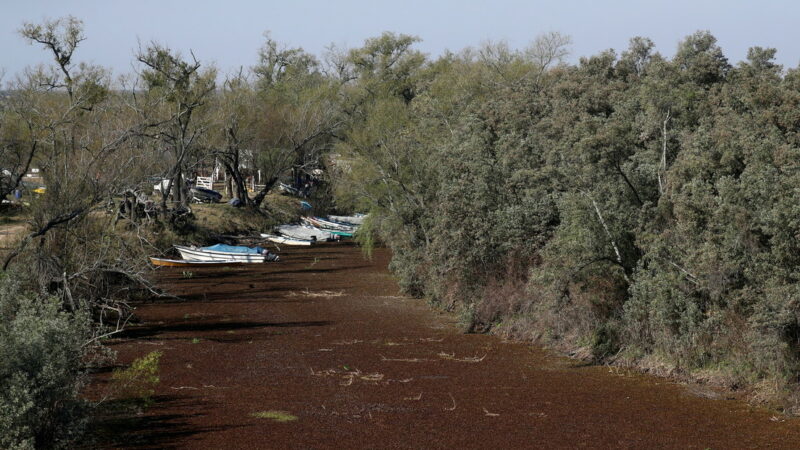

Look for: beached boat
[327,229,354,238]
[260,233,314,246]
[276,224,337,242]
[174,244,271,263]
[301,216,357,232]
[149,257,246,267]
[328,214,366,225]
[317,216,359,230]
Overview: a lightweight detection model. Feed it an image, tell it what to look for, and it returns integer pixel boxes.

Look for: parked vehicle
[190,187,222,203]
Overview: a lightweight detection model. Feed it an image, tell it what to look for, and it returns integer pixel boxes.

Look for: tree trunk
[221,161,250,205]
[225,170,233,198]
[173,168,185,207]
[252,177,279,207]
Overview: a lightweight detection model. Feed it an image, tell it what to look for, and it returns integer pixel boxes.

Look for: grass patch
[111,351,162,408]
[191,338,201,344]
[249,410,298,422]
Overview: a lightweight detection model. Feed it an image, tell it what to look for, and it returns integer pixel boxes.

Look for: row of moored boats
[150,214,365,267]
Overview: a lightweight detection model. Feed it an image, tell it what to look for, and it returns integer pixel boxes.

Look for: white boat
[328,214,367,225]
[260,233,313,246]
[276,224,336,241]
[174,245,266,263]
[301,216,357,232]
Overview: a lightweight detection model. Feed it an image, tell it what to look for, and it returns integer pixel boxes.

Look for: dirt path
[94,243,800,449]
[0,223,25,250]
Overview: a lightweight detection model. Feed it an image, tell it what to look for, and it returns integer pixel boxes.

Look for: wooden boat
[174,245,267,263]
[149,257,246,267]
[260,233,314,246]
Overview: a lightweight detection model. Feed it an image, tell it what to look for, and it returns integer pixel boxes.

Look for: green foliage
[111,351,162,406]
[0,273,91,449]
[335,30,800,400]
[7,14,800,410]
[591,322,621,361]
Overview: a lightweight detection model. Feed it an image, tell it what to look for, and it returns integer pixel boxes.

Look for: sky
[1,0,799,80]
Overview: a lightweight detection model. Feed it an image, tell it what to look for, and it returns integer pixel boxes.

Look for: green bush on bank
[335,32,800,406]
[0,273,91,449]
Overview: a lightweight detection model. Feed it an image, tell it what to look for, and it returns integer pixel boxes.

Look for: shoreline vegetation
[3,15,800,448]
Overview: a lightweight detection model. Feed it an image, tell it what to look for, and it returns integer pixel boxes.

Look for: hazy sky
[2,0,798,79]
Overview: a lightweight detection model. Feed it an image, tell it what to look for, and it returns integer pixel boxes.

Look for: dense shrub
[0,273,91,449]
[335,31,800,403]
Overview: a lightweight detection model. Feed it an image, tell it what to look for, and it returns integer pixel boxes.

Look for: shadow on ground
[86,395,252,449]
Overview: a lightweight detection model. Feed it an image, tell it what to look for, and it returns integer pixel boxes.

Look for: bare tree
[3,17,158,340]
[525,31,572,71]
[135,43,216,212]
[211,72,257,205]
[0,86,40,202]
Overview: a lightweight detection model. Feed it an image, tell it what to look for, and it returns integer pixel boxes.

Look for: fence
[196,176,213,189]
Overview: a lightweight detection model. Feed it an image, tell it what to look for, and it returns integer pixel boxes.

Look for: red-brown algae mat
[92,243,800,449]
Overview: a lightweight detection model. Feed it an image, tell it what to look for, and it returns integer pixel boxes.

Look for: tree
[248,35,341,207]
[3,17,156,346]
[0,82,41,202]
[211,73,259,206]
[135,43,216,211]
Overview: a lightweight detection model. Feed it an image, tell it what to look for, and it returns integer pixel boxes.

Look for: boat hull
[302,216,356,232]
[149,257,247,267]
[174,245,266,263]
[260,234,313,246]
[276,224,336,241]
[328,230,354,237]
[328,214,366,225]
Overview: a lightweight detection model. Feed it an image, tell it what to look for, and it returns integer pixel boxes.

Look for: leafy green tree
[0,273,91,450]
[249,35,340,207]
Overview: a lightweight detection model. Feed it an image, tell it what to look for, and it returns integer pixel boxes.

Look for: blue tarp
[202,244,264,254]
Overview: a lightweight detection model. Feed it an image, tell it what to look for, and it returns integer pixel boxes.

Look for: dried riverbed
[92,243,800,449]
